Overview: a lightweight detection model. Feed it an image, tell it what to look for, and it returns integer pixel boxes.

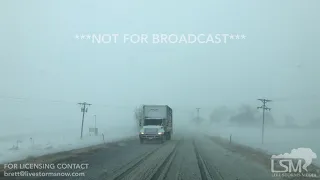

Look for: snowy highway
[1,0,319,179]
[1,133,310,180]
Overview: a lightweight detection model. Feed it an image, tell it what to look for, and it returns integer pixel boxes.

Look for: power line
[0,95,76,104]
[78,102,92,139]
[0,96,219,112]
[257,99,272,144]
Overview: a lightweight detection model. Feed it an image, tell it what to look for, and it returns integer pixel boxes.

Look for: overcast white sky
[0,0,319,135]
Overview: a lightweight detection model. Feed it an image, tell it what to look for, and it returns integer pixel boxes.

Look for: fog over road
[1,133,288,180]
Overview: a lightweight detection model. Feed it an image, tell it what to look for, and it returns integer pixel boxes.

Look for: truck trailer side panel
[143,105,168,119]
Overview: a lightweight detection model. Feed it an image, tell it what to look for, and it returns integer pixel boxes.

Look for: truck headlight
[158,132,163,135]
[140,132,144,134]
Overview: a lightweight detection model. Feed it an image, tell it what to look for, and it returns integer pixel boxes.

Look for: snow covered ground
[204,125,320,166]
[0,100,140,164]
[0,124,137,164]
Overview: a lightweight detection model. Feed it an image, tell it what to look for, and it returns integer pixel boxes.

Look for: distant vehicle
[139,105,173,144]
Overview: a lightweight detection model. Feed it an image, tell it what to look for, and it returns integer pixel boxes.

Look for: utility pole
[94,115,97,129]
[78,102,92,139]
[196,108,201,122]
[257,99,271,144]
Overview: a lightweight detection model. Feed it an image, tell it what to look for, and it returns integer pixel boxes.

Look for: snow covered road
[1,133,310,180]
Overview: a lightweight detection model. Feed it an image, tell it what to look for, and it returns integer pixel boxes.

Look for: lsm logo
[271,148,318,178]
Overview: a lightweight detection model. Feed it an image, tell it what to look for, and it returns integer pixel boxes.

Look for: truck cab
[139,125,165,144]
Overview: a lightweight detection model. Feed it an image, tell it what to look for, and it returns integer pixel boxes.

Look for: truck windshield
[144,119,162,126]
[144,128,158,134]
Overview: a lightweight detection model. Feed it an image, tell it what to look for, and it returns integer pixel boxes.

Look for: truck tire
[161,136,165,144]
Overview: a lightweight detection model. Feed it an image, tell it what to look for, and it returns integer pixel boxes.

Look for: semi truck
[139,105,173,144]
